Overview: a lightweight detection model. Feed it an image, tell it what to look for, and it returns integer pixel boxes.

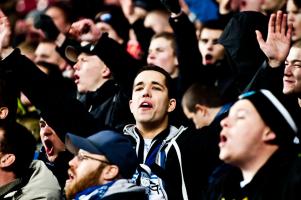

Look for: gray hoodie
[3,160,61,200]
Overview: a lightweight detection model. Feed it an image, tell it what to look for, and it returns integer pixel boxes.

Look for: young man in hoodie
[124,65,187,200]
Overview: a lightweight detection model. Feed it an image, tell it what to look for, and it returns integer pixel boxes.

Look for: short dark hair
[0,123,37,177]
[182,84,224,112]
[134,65,174,98]
[293,0,301,9]
[202,19,227,31]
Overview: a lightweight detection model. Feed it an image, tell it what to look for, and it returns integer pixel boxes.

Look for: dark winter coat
[207,146,301,200]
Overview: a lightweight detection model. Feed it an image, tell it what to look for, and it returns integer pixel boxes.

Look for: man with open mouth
[37,118,73,190]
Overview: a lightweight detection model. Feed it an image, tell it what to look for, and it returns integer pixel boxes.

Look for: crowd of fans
[0,0,301,199]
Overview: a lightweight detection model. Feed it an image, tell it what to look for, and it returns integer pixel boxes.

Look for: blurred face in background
[198,28,225,65]
[34,41,67,71]
[147,37,179,78]
[287,0,301,42]
[46,6,71,33]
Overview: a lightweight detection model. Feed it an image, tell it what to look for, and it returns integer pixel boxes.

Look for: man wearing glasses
[64,130,146,200]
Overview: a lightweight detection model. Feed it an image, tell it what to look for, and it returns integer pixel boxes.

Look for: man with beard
[64,130,146,200]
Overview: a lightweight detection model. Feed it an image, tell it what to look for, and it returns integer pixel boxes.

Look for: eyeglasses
[76,151,110,164]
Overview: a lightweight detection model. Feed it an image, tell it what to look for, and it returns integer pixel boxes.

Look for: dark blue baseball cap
[65,130,138,179]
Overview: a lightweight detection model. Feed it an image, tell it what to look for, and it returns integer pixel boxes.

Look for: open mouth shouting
[44,139,54,156]
[139,101,153,110]
[204,54,214,65]
[219,132,227,148]
[73,74,80,84]
[66,169,75,185]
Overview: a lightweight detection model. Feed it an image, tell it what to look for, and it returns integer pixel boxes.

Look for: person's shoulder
[208,163,241,186]
[103,179,147,200]
[18,160,62,200]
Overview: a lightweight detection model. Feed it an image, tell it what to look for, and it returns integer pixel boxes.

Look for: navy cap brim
[65,133,103,155]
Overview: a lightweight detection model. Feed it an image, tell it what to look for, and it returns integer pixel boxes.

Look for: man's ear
[0,107,9,119]
[174,57,179,66]
[167,98,176,113]
[195,104,207,116]
[262,127,276,142]
[0,154,15,167]
[103,165,119,180]
[129,100,133,114]
[102,66,111,78]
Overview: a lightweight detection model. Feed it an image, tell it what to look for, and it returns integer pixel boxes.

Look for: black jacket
[169,13,238,103]
[219,11,269,93]
[37,147,73,190]
[207,146,301,200]
[164,110,228,200]
[0,33,140,139]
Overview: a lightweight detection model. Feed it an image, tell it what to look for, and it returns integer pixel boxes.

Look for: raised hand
[69,19,102,44]
[256,10,292,68]
[119,0,146,24]
[0,9,11,51]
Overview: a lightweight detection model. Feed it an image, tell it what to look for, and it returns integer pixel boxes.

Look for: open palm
[256,11,292,68]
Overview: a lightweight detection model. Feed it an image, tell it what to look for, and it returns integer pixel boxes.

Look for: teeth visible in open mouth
[140,102,152,108]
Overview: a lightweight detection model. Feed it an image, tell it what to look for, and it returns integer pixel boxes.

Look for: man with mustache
[64,130,146,200]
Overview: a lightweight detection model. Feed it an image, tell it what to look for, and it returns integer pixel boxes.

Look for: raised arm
[0,11,102,139]
[68,18,143,89]
[0,9,13,58]
[161,0,202,92]
[68,18,102,44]
[256,10,292,68]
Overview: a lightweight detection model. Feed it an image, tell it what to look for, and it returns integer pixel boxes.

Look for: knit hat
[239,89,299,145]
